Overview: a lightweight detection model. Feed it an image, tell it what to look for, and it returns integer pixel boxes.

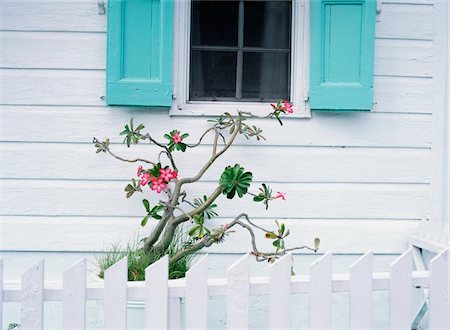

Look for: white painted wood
[389,248,412,330]
[0,70,435,115]
[1,143,431,183]
[309,252,333,330]
[103,257,127,329]
[0,180,430,219]
[62,259,86,330]
[145,256,169,330]
[1,1,431,40]
[186,255,208,329]
[268,254,292,330]
[0,217,421,254]
[226,254,250,329]
[349,251,373,330]
[429,248,449,329]
[21,259,44,330]
[168,297,181,330]
[0,259,3,327]
[0,106,432,147]
[1,33,433,79]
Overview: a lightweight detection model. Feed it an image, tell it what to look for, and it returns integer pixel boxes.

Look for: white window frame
[170,0,311,118]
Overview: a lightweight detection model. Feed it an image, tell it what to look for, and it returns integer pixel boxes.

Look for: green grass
[96,229,198,281]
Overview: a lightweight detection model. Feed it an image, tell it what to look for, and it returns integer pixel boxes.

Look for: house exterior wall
[0,0,447,258]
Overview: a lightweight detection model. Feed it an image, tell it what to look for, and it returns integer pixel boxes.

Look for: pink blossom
[282,100,293,114]
[172,131,182,144]
[160,168,178,182]
[140,173,150,186]
[137,165,143,177]
[150,178,167,193]
[274,192,287,200]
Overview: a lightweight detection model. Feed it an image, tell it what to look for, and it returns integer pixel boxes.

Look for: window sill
[169,101,311,119]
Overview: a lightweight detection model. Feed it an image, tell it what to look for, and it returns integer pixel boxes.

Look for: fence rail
[1,248,449,329]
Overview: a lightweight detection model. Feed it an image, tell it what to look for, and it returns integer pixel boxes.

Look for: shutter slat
[310,0,376,111]
[107,0,173,107]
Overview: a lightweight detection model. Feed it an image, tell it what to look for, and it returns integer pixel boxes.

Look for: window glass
[189,0,292,102]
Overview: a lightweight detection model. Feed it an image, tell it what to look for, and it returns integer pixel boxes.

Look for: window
[189,0,292,102]
[172,0,310,116]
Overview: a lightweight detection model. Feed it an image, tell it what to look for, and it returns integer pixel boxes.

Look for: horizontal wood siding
[0,0,437,254]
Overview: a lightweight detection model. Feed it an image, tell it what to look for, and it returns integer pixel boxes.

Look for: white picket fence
[1,248,449,329]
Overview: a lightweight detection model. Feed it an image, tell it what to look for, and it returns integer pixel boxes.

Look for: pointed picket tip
[187,254,208,276]
[227,253,251,273]
[268,252,292,269]
[105,256,128,276]
[430,247,449,265]
[145,254,168,276]
[390,247,413,269]
[311,250,333,268]
[63,258,86,276]
[350,250,373,269]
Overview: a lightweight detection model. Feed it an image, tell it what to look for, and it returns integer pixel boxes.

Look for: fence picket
[309,252,333,330]
[62,259,86,330]
[429,248,449,329]
[104,257,127,329]
[0,259,3,327]
[349,251,373,330]
[21,259,44,330]
[269,253,292,330]
[145,255,169,330]
[186,255,208,329]
[227,253,250,329]
[389,248,412,330]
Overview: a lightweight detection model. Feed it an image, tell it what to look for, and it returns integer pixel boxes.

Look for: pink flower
[282,100,293,114]
[150,178,167,193]
[172,131,182,144]
[140,173,150,186]
[274,192,287,200]
[137,165,143,177]
[160,168,178,182]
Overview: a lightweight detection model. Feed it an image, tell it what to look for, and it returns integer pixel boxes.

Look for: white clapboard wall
[1,249,449,329]
[0,0,444,255]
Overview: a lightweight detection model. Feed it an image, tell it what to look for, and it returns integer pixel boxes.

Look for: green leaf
[141,215,150,227]
[253,195,265,202]
[219,164,253,199]
[265,232,277,239]
[142,199,150,213]
[273,240,281,247]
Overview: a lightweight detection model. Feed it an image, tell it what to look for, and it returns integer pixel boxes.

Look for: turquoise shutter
[309,0,376,111]
[106,0,173,107]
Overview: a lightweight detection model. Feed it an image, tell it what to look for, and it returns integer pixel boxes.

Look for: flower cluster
[271,100,294,115]
[137,164,178,193]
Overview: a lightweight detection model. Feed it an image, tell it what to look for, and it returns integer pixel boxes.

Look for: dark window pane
[190,51,237,99]
[242,52,290,100]
[244,1,291,49]
[191,1,239,47]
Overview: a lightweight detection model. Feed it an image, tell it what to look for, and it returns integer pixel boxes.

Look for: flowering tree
[93,101,319,268]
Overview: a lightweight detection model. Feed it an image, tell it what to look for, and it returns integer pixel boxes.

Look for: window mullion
[235,0,244,100]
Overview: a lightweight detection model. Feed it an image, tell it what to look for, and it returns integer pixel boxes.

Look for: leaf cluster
[253,183,273,209]
[265,221,290,253]
[124,178,142,198]
[94,138,110,153]
[120,118,145,147]
[219,164,253,199]
[140,199,164,226]
[188,196,218,239]
[164,130,189,152]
